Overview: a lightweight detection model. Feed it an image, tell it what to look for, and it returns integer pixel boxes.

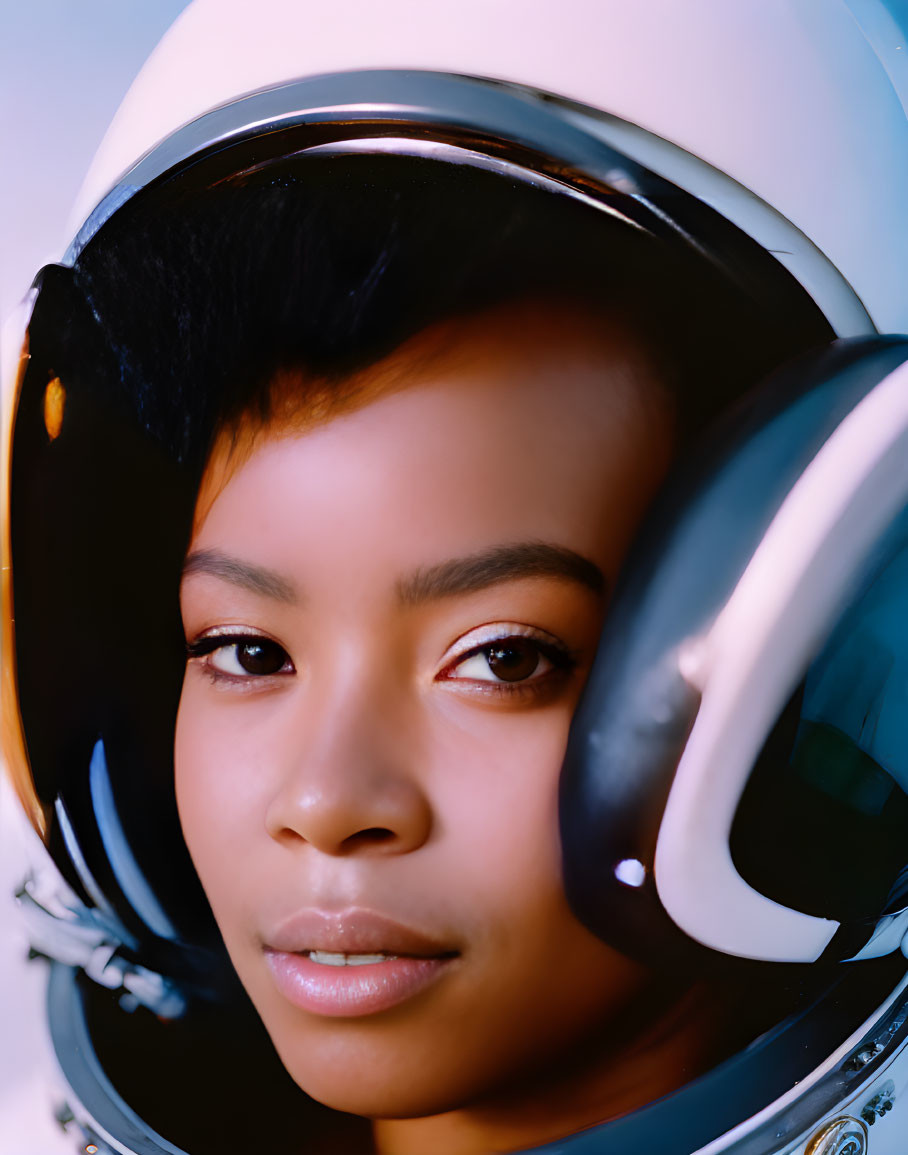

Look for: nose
[263,677,433,857]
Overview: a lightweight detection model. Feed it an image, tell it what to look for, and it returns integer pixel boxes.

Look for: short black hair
[36,153,830,475]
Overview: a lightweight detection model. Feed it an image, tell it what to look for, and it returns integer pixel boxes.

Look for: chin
[269,1030,499,1120]
[288,1067,470,1121]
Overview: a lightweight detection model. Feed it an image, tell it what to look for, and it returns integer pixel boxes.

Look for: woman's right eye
[186,634,294,680]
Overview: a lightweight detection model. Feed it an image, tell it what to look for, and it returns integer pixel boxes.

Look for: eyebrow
[397,542,606,606]
[182,548,298,604]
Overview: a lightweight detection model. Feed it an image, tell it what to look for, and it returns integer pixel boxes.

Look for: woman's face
[175,305,675,1125]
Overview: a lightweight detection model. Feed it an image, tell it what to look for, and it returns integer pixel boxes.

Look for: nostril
[346,827,396,847]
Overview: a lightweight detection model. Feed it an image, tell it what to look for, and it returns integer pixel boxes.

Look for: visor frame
[67,69,874,338]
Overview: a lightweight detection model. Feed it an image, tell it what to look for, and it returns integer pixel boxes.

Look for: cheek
[173,695,215,890]
[417,703,646,1067]
[173,685,264,906]
[426,699,571,912]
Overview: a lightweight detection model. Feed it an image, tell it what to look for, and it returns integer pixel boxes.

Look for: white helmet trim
[656,358,908,961]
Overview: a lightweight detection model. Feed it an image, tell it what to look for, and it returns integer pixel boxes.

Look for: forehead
[195,300,672,528]
[190,302,674,589]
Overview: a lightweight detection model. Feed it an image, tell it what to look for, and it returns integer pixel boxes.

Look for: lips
[263,908,459,1017]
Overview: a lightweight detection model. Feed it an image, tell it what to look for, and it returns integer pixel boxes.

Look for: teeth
[308,951,398,966]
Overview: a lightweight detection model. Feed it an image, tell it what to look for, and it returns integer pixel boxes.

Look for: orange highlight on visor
[43,376,65,441]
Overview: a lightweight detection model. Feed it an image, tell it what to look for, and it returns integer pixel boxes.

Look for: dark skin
[175,303,715,1154]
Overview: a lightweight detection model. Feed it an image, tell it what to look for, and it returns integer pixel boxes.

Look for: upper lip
[264,907,458,958]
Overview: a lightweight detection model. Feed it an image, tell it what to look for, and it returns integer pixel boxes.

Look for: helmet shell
[72,0,908,334]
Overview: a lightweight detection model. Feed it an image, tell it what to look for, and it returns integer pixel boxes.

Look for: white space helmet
[3,2,908,1153]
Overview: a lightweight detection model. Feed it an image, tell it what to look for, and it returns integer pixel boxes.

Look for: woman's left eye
[439,629,575,690]
[451,638,553,683]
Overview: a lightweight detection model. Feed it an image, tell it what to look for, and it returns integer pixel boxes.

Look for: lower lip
[264,950,455,1017]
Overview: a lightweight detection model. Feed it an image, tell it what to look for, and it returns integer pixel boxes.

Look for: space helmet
[3,1,908,1152]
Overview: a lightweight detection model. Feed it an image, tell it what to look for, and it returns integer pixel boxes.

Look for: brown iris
[485,639,542,682]
[235,640,289,675]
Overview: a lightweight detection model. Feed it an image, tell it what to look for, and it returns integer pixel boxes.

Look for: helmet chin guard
[562,338,908,969]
